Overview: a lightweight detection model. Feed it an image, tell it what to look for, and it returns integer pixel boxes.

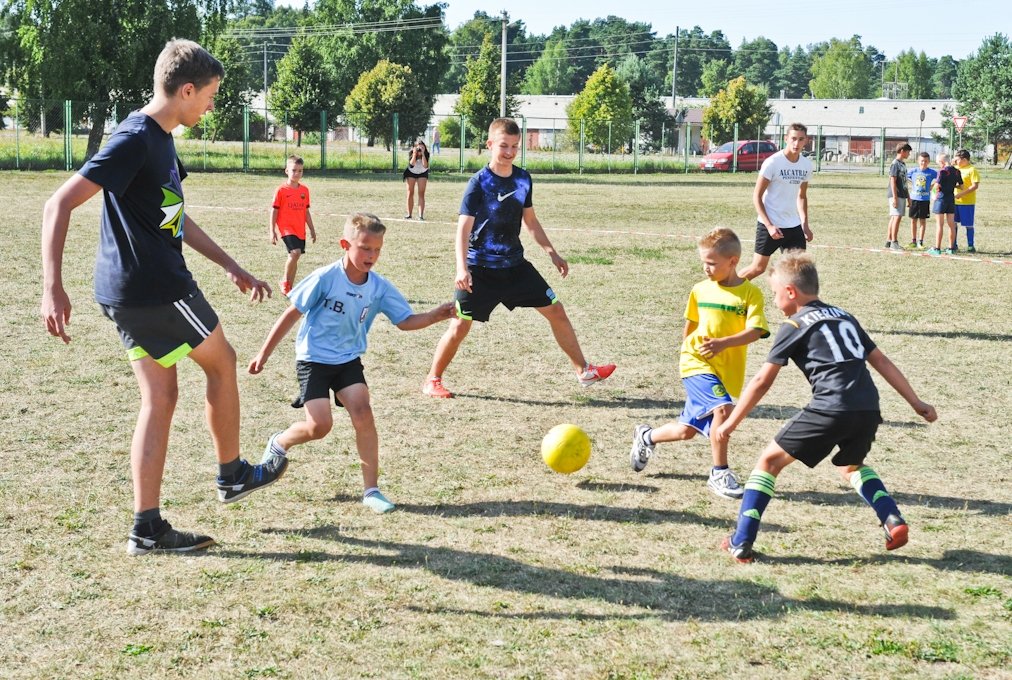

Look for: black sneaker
[126,522,215,556]
[216,457,288,504]
[882,514,909,551]
[721,534,755,563]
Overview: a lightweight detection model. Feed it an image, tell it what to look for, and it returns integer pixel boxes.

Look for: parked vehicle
[699,140,778,172]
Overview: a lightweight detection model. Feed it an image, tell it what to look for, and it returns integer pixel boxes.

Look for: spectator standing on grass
[906,152,936,248]
[953,149,981,252]
[885,143,912,251]
[739,122,813,280]
[928,153,962,255]
[403,140,430,220]
[249,213,454,514]
[716,251,936,563]
[271,155,316,296]
[41,39,283,557]
[421,117,615,399]
[432,128,441,155]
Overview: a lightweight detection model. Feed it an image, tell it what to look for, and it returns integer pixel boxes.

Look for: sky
[276,0,1003,60]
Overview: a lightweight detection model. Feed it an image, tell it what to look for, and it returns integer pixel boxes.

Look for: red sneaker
[883,514,909,551]
[422,376,453,399]
[578,362,616,387]
[721,535,754,563]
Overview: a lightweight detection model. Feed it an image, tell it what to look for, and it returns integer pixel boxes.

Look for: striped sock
[849,466,900,524]
[731,470,776,546]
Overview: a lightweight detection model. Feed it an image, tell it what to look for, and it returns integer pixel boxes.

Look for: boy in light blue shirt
[906,152,937,248]
[249,213,453,513]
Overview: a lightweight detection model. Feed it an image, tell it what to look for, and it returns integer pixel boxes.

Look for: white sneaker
[889,241,903,251]
[629,424,655,472]
[707,468,744,499]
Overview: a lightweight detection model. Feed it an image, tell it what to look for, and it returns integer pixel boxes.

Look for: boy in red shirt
[271,155,316,295]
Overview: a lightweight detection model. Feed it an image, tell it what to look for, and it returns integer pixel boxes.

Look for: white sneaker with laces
[707,468,744,499]
[629,424,655,472]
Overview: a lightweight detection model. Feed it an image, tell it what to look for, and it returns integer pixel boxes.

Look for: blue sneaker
[362,490,396,514]
[217,458,287,504]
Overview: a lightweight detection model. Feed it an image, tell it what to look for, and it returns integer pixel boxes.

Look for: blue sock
[712,465,728,471]
[849,466,900,524]
[731,470,776,546]
[966,227,975,247]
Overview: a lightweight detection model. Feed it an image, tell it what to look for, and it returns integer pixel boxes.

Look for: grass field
[2,168,1010,679]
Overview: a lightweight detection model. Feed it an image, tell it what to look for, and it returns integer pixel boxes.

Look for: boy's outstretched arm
[715,361,783,442]
[41,174,103,344]
[867,348,937,422]
[183,215,272,301]
[698,328,764,358]
[455,215,475,292]
[269,207,279,244]
[522,207,568,278]
[248,305,303,374]
[306,208,316,243]
[396,302,456,331]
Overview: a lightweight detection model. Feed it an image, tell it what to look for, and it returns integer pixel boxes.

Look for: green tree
[269,35,338,145]
[4,0,223,157]
[344,59,426,148]
[700,59,732,97]
[615,54,672,151]
[567,64,634,151]
[933,55,959,98]
[455,33,516,148]
[952,34,1012,156]
[199,35,258,142]
[521,38,576,95]
[732,37,779,89]
[889,50,934,99]
[702,76,773,144]
[442,11,535,93]
[774,46,812,98]
[810,36,875,98]
[671,26,732,97]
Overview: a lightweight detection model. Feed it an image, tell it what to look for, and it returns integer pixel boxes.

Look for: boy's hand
[433,301,456,320]
[802,224,814,242]
[914,400,937,423]
[455,267,472,292]
[226,265,272,301]
[550,252,569,278]
[698,336,726,358]
[248,352,270,375]
[765,223,783,239]
[270,230,278,245]
[310,229,317,243]
[714,422,733,442]
[41,286,73,344]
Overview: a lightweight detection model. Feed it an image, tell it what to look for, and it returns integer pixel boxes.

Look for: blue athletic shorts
[954,204,975,226]
[678,373,734,436]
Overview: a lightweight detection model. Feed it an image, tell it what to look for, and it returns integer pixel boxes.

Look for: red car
[700,139,778,172]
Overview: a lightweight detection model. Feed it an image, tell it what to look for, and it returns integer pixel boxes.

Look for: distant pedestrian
[885,143,912,251]
[403,140,429,220]
[432,127,441,154]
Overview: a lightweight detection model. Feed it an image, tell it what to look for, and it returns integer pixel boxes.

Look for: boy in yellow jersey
[630,228,769,499]
[952,149,981,252]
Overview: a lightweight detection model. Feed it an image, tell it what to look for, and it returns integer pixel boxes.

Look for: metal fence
[0,98,999,175]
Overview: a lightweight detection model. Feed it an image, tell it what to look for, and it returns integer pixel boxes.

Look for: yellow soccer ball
[541,424,591,474]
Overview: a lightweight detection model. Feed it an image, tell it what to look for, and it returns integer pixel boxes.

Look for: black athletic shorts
[754,222,807,256]
[403,168,430,180]
[909,200,930,219]
[282,235,307,253]
[455,260,558,322]
[774,408,882,469]
[99,288,218,368]
[292,358,366,409]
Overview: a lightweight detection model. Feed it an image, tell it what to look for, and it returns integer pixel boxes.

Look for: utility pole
[500,11,508,117]
[263,42,268,97]
[671,26,679,103]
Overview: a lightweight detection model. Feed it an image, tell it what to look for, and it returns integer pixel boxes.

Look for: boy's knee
[289,249,302,259]
[305,419,332,439]
[347,403,375,429]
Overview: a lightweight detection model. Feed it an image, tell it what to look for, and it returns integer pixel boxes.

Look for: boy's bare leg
[427,317,472,379]
[934,215,944,249]
[947,216,957,249]
[739,253,770,280]
[536,302,586,372]
[187,325,241,465]
[128,357,178,512]
[283,249,301,286]
[648,422,697,443]
[277,398,333,450]
[337,384,378,490]
[709,404,732,467]
[405,178,416,216]
[416,178,427,217]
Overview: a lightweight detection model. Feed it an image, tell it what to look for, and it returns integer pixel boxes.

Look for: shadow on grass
[454,394,798,419]
[869,328,1012,341]
[760,549,1011,577]
[223,529,954,622]
[778,490,1011,516]
[574,480,659,493]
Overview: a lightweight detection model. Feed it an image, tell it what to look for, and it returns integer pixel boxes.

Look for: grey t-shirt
[766,301,880,412]
[887,158,909,199]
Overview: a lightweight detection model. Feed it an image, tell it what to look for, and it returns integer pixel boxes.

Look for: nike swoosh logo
[497,190,517,202]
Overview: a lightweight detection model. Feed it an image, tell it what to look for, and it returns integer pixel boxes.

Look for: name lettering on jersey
[497,190,517,202]
[797,306,848,327]
[322,298,345,314]
[778,168,809,183]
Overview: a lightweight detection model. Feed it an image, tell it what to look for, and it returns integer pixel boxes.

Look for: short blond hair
[698,227,741,258]
[770,250,819,295]
[154,39,224,96]
[488,117,520,138]
[343,212,386,240]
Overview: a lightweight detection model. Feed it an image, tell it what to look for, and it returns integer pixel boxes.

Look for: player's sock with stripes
[133,507,165,538]
[849,466,900,524]
[641,428,654,447]
[731,470,776,546]
[965,227,975,248]
[218,456,245,483]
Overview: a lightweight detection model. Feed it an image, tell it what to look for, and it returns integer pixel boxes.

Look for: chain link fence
[1,98,1001,175]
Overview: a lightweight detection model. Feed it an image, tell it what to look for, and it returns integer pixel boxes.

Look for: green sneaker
[926,247,941,255]
[363,490,396,514]
[967,246,977,253]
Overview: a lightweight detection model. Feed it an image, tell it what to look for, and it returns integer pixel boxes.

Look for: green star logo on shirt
[159,186,184,238]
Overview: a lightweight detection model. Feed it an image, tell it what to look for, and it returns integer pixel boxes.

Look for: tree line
[1,1,1009,157]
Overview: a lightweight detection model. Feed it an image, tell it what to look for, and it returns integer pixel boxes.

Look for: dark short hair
[787,122,808,135]
[918,152,930,160]
[895,143,913,153]
[955,149,971,159]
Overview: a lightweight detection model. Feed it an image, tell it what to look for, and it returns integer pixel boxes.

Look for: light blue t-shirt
[288,260,412,365]
[907,166,938,202]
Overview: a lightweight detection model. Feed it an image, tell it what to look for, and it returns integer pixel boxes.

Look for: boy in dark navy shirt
[41,40,281,556]
[714,251,936,562]
[421,118,614,398]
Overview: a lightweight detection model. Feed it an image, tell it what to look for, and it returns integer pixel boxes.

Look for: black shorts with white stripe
[99,288,220,367]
